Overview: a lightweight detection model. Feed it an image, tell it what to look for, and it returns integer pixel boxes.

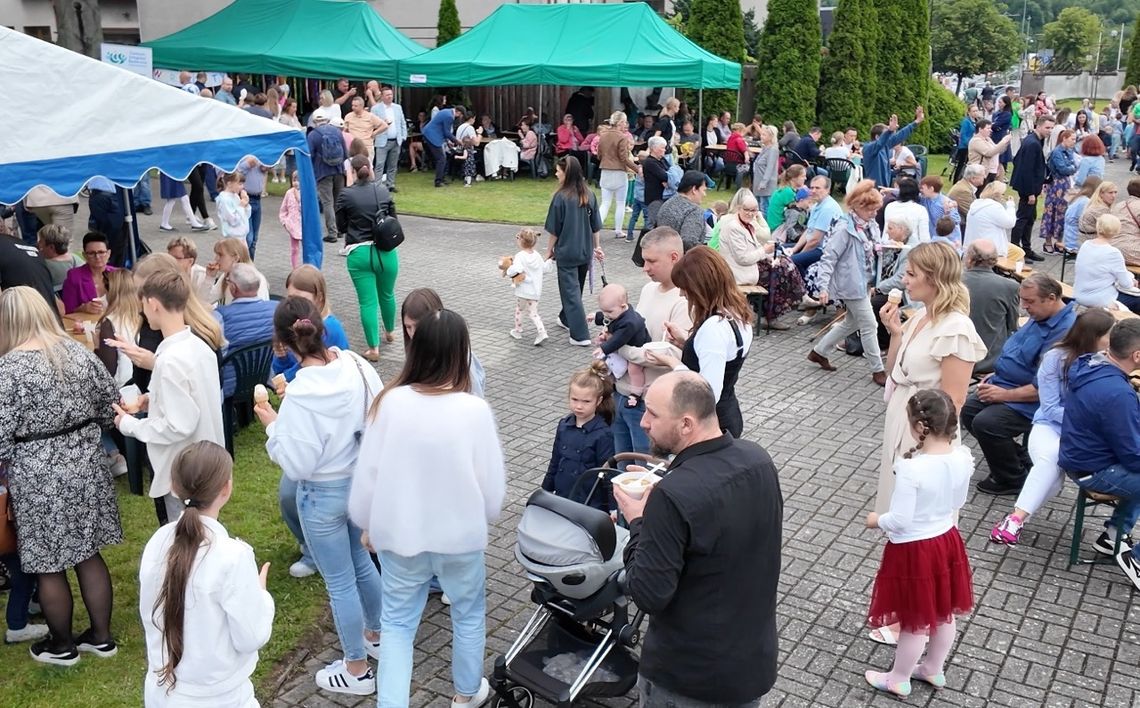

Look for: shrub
[753,0,821,130]
[437,0,460,47]
[919,79,965,153]
[686,0,748,118]
[818,0,879,135]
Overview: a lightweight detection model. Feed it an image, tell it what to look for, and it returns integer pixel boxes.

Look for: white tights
[161,195,203,229]
[886,620,957,684]
[1012,424,1062,516]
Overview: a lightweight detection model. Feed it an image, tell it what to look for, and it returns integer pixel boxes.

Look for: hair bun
[292,317,317,335]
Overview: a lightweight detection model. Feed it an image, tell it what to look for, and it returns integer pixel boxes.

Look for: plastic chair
[781,148,807,167]
[825,158,855,192]
[721,149,747,191]
[219,339,275,457]
[906,145,929,177]
[1069,487,1126,567]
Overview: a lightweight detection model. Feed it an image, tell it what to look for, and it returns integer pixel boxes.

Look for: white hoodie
[963,198,1017,257]
[265,349,382,481]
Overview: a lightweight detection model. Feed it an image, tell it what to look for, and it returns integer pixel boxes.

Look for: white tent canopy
[0,27,324,266]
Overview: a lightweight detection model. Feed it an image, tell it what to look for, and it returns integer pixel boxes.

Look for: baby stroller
[490,453,665,708]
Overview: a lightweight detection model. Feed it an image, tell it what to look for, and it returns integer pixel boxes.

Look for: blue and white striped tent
[0,26,325,267]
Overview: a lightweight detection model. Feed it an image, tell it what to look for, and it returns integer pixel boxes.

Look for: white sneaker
[6,624,49,643]
[338,245,350,257]
[569,337,592,346]
[509,329,522,340]
[534,332,548,346]
[289,559,316,578]
[364,635,380,660]
[109,453,127,477]
[204,218,218,231]
[1116,549,1140,592]
[441,593,452,606]
[315,659,376,695]
[451,677,490,708]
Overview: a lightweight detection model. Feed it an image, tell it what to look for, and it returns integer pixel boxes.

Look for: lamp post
[1116,24,1125,73]
[1092,29,1103,101]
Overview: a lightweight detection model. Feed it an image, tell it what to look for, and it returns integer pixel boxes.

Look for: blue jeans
[279,474,312,566]
[246,196,262,259]
[1118,291,1140,314]
[755,195,770,218]
[133,177,152,208]
[1,553,33,631]
[612,391,650,459]
[626,199,646,240]
[1077,464,1140,560]
[376,550,486,707]
[297,477,383,661]
[791,246,823,279]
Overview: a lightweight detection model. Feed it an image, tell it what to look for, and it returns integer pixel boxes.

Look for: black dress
[680,318,746,438]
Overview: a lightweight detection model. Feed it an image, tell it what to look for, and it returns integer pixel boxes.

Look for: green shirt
[766,186,795,227]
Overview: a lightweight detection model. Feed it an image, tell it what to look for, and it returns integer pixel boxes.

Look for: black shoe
[434,181,445,188]
[975,477,1021,496]
[142,206,153,215]
[1115,549,1140,591]
[75,629,117,658]
[30,640,79,666]
[1024,251,1045,262]
[323,235,338,243]
[389,187,399,193]
[1094,531,1134,556]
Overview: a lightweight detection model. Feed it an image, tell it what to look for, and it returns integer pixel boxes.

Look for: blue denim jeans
[246,195,262,259]
[626,199,647,240]
[1077,464,1140,560]
[1,553,33,631]
[376,550,486,707]
[133,177,152,208]
[296,477,383,661]
[279,474,312,566]
[612,391,650,460]
[791,246,823,279]
[755,195,770,218]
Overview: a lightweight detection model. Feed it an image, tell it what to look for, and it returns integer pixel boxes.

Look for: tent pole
[539,84,544,128]
[121,186,137,268]
[698,89,703,175]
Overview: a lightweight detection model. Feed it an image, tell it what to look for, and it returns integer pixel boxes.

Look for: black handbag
[370,183,404,252]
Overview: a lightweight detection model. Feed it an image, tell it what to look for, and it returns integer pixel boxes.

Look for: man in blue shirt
[214,264,276,398]
[790,176,842,277]
[951,104,979,183]
[862,106,924,188]
[423,104,464,188]
[962,273,1076,495]
[1058,320,1140,589]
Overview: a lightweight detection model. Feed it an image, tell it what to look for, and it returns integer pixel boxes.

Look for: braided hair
[902,389,958,459]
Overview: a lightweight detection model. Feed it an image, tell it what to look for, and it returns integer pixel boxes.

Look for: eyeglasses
[84,250,109,257]
[740,207,759,213]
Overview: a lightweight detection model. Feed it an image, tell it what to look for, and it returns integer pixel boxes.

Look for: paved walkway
[120,161,1139,708]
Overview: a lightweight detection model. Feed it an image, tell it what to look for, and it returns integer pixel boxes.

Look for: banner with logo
[100,43,152,78]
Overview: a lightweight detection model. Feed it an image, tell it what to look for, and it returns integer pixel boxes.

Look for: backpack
[318,127,345,168]
[370,183,404,251]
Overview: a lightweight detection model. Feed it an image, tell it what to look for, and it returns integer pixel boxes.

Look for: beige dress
[877,310,986,513]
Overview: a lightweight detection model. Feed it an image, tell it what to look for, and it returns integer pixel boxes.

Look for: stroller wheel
[491,685,534,708]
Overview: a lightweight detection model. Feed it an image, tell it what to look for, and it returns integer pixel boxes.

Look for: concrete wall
[1,0,140,42]
[1020,70,1126,102]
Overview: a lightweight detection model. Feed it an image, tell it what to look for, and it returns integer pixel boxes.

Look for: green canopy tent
[142,0,425,80]
[398,3,740,89]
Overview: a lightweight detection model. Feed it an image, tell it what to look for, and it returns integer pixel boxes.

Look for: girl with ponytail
[139,441,273,706]
[862,389,975,699]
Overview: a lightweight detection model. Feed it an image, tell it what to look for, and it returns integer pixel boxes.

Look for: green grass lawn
[0,424,327,707]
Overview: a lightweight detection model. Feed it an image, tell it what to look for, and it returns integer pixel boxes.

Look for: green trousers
[347,245,400,347]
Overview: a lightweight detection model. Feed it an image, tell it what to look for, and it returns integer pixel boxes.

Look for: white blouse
[878,447,973,543]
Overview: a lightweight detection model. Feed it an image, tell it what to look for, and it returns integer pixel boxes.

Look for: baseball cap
[795,186,811,201]
[329,116,345,128]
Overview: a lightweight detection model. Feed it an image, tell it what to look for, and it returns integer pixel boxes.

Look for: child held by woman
[864,389,974,698]
[592,283,651,408]
[542,362,616,511]
[504,228,552,346]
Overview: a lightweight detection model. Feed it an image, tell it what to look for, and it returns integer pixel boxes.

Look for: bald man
[614,372,781,707]
[963,239,1020,374]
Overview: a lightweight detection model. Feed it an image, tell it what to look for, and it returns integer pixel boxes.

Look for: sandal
[868,625,898,646]
[864,671,911,697]
[911,669,946,690]
[363,349,380,362]
[1041,242,1056,254]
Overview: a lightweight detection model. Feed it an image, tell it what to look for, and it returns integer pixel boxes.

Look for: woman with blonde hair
[963,181,1019,258]
[95,270,142,387]
[207,238,269,306]
[1072,213,1140,313]
[0,286,122,665]
[1078,180,1118,242]
[866,242,985,647]
[805,180,888,384]
[597,110,637,238]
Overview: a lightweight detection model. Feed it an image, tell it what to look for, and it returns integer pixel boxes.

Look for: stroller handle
[606,452,669,469]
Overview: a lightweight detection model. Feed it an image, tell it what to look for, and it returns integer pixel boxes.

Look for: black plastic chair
[825,158,855,193]
[721,148,747,191]
[219,339,275,457]
[781,148,807,167]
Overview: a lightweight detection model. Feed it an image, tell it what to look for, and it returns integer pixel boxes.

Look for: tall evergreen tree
[871,0,930,139]
[754,0,821,131]
[1128,14,1140,88]
[686,0,748,118]
[818,0,879,136]
[436,0,461,47]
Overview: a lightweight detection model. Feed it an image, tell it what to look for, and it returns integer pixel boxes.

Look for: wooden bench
[739,284,769,335]
[993,258,1074,301]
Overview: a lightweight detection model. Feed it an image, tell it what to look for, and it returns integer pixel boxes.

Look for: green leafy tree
[872,0,930,125]
[436,0,461,47]
[1127,14,1140,87]
[931,0,1021,96]
[818,0,879,136]
[1042,6,1103,70]
[743,8,762,61]
[685,0,748,117]
[754,0,821,130]
[922,79,966,154]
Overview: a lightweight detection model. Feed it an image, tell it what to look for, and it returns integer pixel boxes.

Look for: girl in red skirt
[864,389,975,698]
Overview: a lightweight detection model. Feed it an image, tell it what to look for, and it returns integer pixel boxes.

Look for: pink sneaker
[990,514,1023,545]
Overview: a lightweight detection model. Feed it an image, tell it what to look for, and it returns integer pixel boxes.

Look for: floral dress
[0,340,122,573]
[1040,147,1077,245]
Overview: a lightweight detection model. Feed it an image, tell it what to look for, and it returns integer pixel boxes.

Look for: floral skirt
[867,528,974,635]
[757,258,805,320]
[1039,177,1070,243]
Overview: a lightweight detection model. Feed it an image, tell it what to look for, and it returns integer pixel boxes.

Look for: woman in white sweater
[963,181,1018,258]
[139,442,274,707]
[1073,213,1140,313]
[254,297,384,697]
[350,309,506,708]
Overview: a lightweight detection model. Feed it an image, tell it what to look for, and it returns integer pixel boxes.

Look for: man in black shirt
[0,231,59,314]
[615,372,782,707]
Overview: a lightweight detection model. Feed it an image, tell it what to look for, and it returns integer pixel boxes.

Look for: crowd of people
[2,72,1140,708]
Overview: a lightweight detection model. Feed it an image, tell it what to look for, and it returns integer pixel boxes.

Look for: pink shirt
[279,188,302,240]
